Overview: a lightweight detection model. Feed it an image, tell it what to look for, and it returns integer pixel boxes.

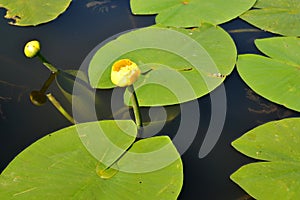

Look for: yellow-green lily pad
[0,0,72,26]
[237,37,300,112]
[240,0,300,36]
[130,0,256,27]
[0,120,183,199]
[88,25,236,106]
[231,118,300,199]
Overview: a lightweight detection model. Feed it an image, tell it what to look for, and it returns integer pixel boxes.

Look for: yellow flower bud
[24,40,40,58]
[111,59,141,87]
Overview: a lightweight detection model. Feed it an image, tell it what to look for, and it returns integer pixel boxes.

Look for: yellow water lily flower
[111,59,141,87]
[24,40,40,58]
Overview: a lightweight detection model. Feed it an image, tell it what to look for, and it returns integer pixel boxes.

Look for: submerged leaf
[0,121,183,199]
[55,69,110,122]
[88,25,236,106]
[130,0,256,27]
[231,118,300,199]
[0,0,72,26]
[240,0,300,36]
[237,37,300,112]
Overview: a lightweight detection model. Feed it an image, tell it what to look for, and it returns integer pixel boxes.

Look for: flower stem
[40,72,56,93]
[37,53,58,73]
[46,93,75,124]
[128,85,143,137]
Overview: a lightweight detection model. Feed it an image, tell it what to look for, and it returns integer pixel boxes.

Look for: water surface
[0,1,299,199]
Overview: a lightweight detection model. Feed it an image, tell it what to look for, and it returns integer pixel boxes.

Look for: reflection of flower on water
[85,0,117,13]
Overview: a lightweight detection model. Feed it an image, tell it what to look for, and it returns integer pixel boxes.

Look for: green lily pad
[130,0,256,27]
[88,25,236,106]
[0,120,183,199]
[240,0,300,36]
[237,37,300,112]
[231,117,300,199]
[0,0,72,26]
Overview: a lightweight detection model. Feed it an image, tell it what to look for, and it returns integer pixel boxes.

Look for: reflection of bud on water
[24,40,40,58]
[111,59,141,87]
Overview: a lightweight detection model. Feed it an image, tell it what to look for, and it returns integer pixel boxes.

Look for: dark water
[0,1,299,199]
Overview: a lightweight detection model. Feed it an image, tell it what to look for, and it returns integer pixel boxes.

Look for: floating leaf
[88,25,236,106]
[237,37,300,112]
[240,0,300,36]
[0,120,183,199]
[231,117,300,199]
[130,0,256,27]
[0,0,72,26]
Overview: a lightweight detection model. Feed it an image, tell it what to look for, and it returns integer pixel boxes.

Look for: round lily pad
[231,117,300,199]
[0,0,71,26]
[240,0,300,36]
[0,120,183,199]
[237,37,300,112]
[130,0,256,27]
[88,25,236,106]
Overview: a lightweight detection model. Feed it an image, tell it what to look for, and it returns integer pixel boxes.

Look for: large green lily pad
[130,0,256,27]
[0,0,72,26]
[0,120,183,199]
[88,25,236,106]
[231,117,300,199]
[237,37,300,112]
[240,0,300,36]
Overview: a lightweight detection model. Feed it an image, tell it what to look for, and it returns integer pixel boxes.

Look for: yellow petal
[24,40,40,58]
[111,59,141,87]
